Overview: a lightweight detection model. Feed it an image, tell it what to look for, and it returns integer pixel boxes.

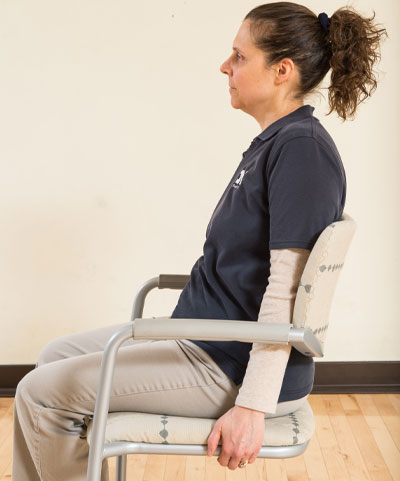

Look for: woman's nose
[220,58,230,75]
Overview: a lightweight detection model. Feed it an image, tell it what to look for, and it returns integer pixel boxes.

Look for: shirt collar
[255,104,315,142]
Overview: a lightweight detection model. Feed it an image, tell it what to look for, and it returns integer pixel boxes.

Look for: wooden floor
[1,394,399,480]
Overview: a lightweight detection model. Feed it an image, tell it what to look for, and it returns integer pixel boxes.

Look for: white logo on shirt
[233,169,247,189]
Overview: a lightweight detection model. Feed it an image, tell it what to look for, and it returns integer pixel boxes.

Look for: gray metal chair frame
[86,212,357,481]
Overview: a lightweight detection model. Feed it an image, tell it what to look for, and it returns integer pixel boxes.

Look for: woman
[12,2,387,478]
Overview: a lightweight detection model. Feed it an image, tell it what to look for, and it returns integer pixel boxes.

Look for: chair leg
[115,455,127,481]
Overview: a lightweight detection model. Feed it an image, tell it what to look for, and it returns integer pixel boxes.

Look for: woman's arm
[206,247,311,467]
[234,247,310,414]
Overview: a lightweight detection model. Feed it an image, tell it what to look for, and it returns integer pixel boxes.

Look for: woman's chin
[230,101,242,110]
[229,97,241,109]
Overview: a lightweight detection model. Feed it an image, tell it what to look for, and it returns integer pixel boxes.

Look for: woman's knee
[15,366,43,406]
[36,337,70,367]
[16,359,77,412]
[35,323,129,368]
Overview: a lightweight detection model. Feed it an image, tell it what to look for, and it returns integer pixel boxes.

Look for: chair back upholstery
[292,212,357,353]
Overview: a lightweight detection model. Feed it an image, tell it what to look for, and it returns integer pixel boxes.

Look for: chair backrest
[292,212,357,354]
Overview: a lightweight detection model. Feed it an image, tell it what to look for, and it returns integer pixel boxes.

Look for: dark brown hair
[243,2,388,121]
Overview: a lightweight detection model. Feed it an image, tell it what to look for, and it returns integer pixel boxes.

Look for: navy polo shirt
[170,104,346,402]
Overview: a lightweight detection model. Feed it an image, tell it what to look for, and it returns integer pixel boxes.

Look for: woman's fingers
[217,442,242,468]
[228,450,250,470]
[212,405,265,470]
[207,421,222,456]
[248,449,260,464]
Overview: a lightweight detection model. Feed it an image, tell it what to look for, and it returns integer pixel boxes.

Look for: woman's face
[220,20,280,117]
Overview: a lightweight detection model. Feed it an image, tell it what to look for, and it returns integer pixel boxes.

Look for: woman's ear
[273,59,298,86]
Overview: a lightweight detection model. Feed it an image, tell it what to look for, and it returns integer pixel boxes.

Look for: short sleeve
[267,136,346,250]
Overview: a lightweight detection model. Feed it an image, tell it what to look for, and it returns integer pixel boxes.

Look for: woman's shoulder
[270,116,340,162]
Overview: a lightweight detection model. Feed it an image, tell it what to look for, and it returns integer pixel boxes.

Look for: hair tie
[318,12,330,34]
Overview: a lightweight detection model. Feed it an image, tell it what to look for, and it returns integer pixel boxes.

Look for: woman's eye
[235,53,241,60]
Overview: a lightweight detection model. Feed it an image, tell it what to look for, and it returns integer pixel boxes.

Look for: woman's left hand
[207,404,266,470]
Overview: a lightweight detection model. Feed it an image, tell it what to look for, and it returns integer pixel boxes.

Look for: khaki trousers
[12,321,309,480]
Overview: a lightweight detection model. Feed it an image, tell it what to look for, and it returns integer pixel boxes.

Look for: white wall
[0,0,398,364]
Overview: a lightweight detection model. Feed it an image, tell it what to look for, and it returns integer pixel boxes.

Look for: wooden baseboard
[312,360,400,394]
[1,361,399,398]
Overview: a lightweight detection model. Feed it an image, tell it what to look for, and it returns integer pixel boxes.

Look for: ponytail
[327,6,388,120]
[243,2,388,121]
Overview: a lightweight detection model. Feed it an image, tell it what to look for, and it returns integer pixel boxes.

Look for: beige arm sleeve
[234,247,310,414]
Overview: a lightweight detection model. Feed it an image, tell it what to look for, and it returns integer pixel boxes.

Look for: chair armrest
[132,317,323,357]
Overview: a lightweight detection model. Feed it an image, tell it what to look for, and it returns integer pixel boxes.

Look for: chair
[85,211,357,481]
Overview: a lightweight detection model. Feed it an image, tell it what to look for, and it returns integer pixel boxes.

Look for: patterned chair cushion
[87,399,314,447]
[292,212,357,349]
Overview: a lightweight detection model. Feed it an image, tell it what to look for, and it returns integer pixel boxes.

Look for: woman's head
[220,19,303,127]
[221,2,388,122]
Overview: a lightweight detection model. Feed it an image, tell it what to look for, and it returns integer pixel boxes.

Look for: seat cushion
[87,400,314,447]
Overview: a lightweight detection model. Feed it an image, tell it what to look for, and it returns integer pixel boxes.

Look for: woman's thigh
[22,335,238,421]
[32,322,308,419]
[14,338,237,481]
[36,321,151,367]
